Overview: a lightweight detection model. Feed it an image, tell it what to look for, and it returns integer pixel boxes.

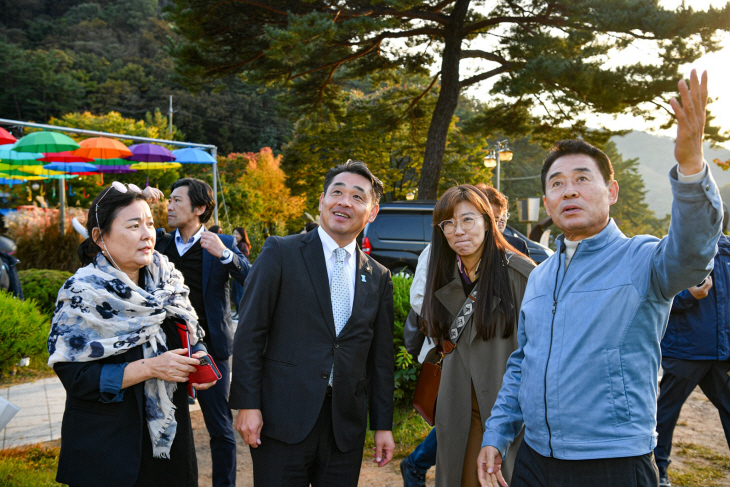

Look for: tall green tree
[169,0,730,199]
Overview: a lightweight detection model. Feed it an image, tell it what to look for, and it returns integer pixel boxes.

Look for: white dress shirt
[318,226,356,313]
[174,225,233,263]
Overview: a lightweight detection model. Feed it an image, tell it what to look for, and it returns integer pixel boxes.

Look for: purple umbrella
[95,165,137,174]
[126,143,176,163]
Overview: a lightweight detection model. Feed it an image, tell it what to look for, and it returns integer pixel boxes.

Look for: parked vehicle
[360,201,553,274]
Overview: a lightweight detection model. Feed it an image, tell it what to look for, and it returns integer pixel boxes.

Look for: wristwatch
[221,249,232,260]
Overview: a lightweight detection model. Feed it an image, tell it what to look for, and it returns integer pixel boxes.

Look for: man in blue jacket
[478,70,722,487]
[654,210,730,487]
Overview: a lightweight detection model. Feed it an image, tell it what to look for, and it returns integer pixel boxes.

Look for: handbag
[174,319,222,398]
[413,288,477,426]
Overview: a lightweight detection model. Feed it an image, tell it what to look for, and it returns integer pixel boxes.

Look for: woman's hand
[190,350,218,390]
[146,348,199,382]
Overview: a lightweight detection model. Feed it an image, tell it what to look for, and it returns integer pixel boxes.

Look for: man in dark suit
[231,160,395,486]
[154,178,250,487]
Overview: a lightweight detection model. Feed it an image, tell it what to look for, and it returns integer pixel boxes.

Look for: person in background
[401,185,528,487]
[479,70,719,487]
[654,207,730,487]
[209,225,222,234]
[49,182,216,487]
[154,178,250,487]
[475,184,530,258]
[231,227,250,318]
[421,185,534,487]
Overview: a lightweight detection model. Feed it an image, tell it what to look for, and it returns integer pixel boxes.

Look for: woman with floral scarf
[48,182,217,487]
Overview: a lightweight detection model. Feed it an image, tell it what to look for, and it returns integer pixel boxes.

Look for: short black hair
[541,140,614,194]
[323,160,384,205]
[78,185,147,265]
[170,178,215,224]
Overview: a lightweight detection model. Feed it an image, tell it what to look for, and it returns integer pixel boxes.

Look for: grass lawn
[0,444,63,487]
[669,442,730,487]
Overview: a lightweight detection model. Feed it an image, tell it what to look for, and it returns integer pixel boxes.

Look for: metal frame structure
[0,118,221,234]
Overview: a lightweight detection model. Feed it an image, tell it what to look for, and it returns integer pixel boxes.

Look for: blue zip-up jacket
[661,234,730,361]
[483,165,722,460]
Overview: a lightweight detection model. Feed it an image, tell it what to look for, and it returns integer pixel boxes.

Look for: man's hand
[200,231,227,258]
[235,409,263,448]
[142,186,164,204]
[671,69,708,175]
[478,446,508,487]
[689,275,713,299]
[373,430,394,467]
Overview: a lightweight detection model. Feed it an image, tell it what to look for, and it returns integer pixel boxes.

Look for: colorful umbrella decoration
[0,178,24,185]
[0,144,43,165]
[171,148,216,164]
[95,165,137,174]
[43,162,99,173]
[12,131,80,153]
[39,151,94,163]
[0,128,17,146]
[127,143,176,162]
[74,137,132,159]
[128,162,181,171]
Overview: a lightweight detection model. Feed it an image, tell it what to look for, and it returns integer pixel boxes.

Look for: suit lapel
[338,248,373,338]
[202,249,212,297]
[301,231,337,338]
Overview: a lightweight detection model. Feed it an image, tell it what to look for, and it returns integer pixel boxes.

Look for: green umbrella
[13,131,80,153]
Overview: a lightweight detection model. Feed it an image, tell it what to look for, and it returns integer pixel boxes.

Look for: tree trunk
[417,0,471,200]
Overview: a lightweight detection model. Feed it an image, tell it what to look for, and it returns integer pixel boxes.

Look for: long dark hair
[422,185,523,342]
[77,185,148,265]
[233,227,250,247]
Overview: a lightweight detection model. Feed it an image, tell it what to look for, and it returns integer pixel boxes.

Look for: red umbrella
[39,151,94,163]
[0,128,16,145]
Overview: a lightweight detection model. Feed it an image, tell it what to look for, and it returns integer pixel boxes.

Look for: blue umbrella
[0,178,24,185]
[43,162,99,173]
[0,144,43,164]
[171,148,216,164]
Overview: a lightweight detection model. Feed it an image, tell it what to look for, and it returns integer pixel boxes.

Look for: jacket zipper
[544,241,572,457]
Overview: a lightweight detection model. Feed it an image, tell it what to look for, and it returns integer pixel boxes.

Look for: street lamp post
[483,139,514,192]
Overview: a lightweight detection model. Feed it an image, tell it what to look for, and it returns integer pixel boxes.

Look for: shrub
[0,291,50,375]
[18,269,72,317]
[4,206,85,272]
[0,445,60,487]
[392,274,420,407]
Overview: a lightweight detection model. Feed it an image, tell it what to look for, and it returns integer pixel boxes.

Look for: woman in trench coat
[422,185,535,487]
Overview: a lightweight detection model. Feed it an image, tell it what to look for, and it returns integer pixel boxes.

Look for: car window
[375,213,425,241]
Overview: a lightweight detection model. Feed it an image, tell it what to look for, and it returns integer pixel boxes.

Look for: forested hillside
[0,0,292,154]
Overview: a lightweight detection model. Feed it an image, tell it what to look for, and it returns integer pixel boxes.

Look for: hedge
[0,291,50,374]
[18,269,72,317]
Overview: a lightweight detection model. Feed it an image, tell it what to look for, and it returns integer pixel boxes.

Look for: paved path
[0,376,201,449]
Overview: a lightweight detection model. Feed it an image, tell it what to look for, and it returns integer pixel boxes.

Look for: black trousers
[249,388,364,487]
[511,441,659,487]
[654,357,730,469]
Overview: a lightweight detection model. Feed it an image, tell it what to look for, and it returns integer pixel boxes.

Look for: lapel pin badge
[361,275,367,282]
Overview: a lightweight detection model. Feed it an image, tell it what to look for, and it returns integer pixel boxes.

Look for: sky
[464,0,730,145]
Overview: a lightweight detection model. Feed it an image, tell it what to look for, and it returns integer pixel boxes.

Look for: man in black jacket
[231,160,395,486]
[155,178,249,487]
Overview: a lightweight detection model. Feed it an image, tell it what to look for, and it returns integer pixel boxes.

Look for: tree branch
[460,64,514,88]
[460,49,509,64]
[330,5,450,24]
[393,71,441,126]
[335,27,443,46]
[289,41,382,80]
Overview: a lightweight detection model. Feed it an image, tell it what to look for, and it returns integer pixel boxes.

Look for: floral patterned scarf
[48,251,200,459]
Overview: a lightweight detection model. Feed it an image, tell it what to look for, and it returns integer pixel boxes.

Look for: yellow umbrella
[128,162,181,171]
[12,165,67,176]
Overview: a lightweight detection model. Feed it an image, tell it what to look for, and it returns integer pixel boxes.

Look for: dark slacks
[250,388,364,487]
[654,357,730,469]
[197,353,237,487]
[511,441,658,487]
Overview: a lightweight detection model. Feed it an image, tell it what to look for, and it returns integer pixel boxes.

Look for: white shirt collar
[317,226,357,260]
[175,225,205,244]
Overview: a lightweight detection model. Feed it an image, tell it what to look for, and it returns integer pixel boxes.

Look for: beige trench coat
[434,253,534,487]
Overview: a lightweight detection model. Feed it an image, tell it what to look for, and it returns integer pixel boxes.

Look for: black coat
[229,230,395,452]
[54,319,197,487]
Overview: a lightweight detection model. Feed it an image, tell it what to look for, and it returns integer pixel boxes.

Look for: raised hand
[670,69,708,175]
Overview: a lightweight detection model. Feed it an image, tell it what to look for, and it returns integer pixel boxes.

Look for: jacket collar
[555,218,624,254]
